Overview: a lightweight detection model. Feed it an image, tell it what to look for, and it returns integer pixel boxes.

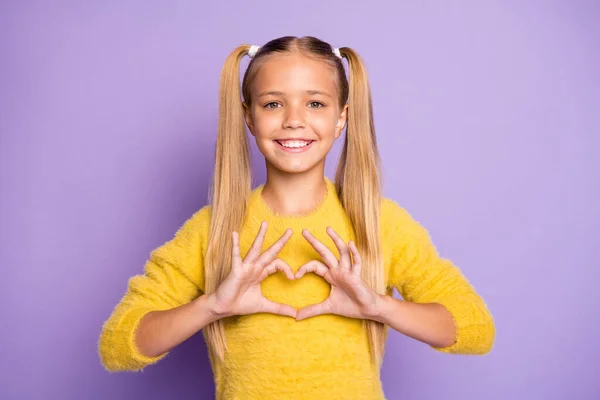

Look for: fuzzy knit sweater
[98,178,495,399]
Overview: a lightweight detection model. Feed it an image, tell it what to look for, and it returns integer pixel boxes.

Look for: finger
[326,227,351,269]
[295,260,330,279]
[262,258,295,281]
[302,229,339,268]
[296,300,330,321]
[255,228,293,267]
[244,221,268,263]
[261,299,297,318]
[348,240,362,277]
[231,231,242,268]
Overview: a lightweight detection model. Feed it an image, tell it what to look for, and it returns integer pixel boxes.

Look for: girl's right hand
[207,222,297,319]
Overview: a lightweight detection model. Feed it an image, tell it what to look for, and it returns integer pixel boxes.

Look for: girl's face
[244,53,348,176]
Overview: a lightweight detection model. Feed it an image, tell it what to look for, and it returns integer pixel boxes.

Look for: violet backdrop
[1,1,598,399]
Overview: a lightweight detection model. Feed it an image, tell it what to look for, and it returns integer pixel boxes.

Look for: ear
[243,102,255,136]
[334,104,349,139]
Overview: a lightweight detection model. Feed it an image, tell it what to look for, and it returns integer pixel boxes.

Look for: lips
[276,139,313,148]
[275,139,315,153]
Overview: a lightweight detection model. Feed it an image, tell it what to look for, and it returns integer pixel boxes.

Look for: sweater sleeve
[384,200,495,355]
[98,206,210,372]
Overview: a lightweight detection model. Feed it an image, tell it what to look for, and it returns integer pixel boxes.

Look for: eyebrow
[257,90,333,98]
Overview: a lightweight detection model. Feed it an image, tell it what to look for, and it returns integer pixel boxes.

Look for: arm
[383,201,495,355]
[371,296,457,348]
[134,294,222,359]
[98,207,211,371]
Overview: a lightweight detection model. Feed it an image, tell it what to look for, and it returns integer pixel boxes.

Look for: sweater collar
[249,177,339,224]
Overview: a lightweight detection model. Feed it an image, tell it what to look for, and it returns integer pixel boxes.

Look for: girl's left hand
[295,227,382,321]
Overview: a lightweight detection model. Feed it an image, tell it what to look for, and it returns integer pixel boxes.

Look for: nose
[282,105,306,129]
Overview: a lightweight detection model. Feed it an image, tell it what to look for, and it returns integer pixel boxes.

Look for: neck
[261,164,328,217]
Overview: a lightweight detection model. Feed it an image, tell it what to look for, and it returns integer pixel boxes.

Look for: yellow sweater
[98,178,495,399]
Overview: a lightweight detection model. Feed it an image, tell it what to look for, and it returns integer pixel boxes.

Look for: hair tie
[332,48,342,59]
[248,45,261,58]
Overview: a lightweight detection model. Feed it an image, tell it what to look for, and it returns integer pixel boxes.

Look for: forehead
[251,53,338,95]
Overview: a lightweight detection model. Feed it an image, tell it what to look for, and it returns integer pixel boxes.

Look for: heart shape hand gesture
[208,222,381,322]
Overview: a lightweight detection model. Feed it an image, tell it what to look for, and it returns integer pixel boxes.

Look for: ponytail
[336,47,386,366]
[203,45,253,363]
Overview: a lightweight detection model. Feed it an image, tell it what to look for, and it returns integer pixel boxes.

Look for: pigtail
[336,47,387,366]
[203,45,253,363]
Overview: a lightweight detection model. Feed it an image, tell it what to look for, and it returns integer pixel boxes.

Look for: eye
[308,101,324,108]
[264,102,281,109]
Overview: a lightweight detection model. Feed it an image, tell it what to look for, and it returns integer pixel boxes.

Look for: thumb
[296,300,330,321]
[260,298,297,318]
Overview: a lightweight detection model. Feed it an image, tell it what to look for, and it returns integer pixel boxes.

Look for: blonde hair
[203,36,386,366]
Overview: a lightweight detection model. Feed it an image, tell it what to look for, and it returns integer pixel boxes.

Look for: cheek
[252,111,280,136]
[310,114,338,137]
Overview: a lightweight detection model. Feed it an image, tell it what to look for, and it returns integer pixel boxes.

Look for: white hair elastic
[247,44,343,60]
[248,45,261,58]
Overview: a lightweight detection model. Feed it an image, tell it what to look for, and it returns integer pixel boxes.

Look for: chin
[266,158,323,175]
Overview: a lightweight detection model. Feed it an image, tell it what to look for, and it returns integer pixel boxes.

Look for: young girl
[99,36,495,399]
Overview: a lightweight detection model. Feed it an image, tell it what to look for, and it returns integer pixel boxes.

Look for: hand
[207,221,297,319]
[295,227,382,321]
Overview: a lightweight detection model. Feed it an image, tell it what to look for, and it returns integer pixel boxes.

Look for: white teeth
[278,140,311,148]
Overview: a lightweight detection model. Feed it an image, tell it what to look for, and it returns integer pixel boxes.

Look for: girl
[99,36,495,399]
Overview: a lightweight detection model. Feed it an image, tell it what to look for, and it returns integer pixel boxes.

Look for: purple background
[1,1,598,399]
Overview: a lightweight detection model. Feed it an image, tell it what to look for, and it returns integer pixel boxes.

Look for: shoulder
[380,197,431,244]
[380,196,439,257]
[187,205,212,228]
[381,198,416,231]
[148,205,212,268]
[170,205,212,245]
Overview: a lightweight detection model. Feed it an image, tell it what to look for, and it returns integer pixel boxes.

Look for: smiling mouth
[274,139,315,153]
[275,139,314,148]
